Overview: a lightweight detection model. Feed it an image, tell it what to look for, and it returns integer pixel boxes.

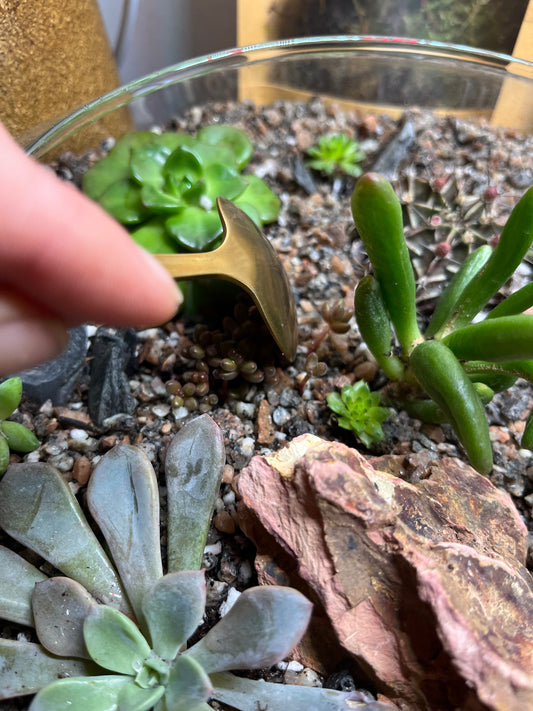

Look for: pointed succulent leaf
[0,545,47,626]
[142,571,206,660]
[0,640,98,701]
[29,675,133,711]
[0,435,9,475]
[32,577,97,659]
[165,415,225,573]
[165,208,223,252]
[185,586,312,673]
[0,420,39,452]
[210,672,395,711]
[84,604,151,675]
[234,174,281,223]
[131,219,178,254]
[87,444,163,627]
[0,376,22,419]
[165,654,212,711]
[0,462,130,613]
[117,680,165,711]
[197,125,253,170]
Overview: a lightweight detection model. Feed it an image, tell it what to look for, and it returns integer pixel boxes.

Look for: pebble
[219,587,241,617]
[72,456,92,486]
[273,406,291,426]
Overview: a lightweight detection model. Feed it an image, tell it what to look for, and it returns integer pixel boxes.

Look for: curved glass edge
[24,35,533,159]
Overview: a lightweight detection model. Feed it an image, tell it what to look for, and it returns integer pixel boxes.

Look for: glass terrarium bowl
[23,35,533,160]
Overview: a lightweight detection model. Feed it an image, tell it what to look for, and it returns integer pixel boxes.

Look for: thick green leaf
[131,142,172,187]
[197,126,253,170]
[32,577,96,659]
[210,672,390,711]
[165,208,223,252]
[165,655,212,711]
[84,605,150,675]
[0,420,39,452]
[0,545,47,626]
[99,179,149,224]
[234,175,281,223]
[0,640,98,700]
[185,586,312,673]
[87,444,163,629]
[29,675,132,711]
[163,146,203,184]
[203,164,247,203]
[118,681,165,711]
[81,132,157,200]
[0,435,9,475]
[0,377,22,419]
[165,415,225,573]
[131,219,178,254]
[0,462,130,613]
[140,184,183,212]
[142,571,206,660]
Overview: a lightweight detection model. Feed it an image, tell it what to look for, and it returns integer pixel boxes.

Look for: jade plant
[82,125,281,254]
[0,414,383,710]
[305,132,365,178]
[0,376,39,475]
[350,172,533,475]
[327,381,391,448]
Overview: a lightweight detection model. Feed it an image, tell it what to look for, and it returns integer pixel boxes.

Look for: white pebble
[219,587,241,617]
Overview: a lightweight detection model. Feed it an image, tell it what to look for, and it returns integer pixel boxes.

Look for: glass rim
[23,34,533,159]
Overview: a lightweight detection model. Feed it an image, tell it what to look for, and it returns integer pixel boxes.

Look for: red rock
[238,435,533,711]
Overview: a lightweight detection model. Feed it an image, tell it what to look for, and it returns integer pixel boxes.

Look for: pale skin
[0,123,182,376]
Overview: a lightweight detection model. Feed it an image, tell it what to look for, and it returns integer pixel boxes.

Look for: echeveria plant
[0,376,39,474]
[0,415,384,710]
[350,172,533,474]
[305,132,365,178]
[82,126,281,253]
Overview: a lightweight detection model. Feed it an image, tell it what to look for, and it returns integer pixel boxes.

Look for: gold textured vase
[0,0,131,149]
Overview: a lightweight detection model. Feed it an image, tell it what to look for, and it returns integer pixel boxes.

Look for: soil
[2,96,533,710]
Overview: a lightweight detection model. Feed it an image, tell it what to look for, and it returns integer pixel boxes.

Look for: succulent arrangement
[82,125,280,254]
[0,415,380,710]
[0,376,39,474]
[305,132,365,178]
[350,172,533,475]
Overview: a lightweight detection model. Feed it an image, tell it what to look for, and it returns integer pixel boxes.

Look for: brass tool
[155,197,298,361]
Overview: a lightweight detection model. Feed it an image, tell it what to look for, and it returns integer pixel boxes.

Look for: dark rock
[371,118,416,181]
[88,328,137,426]
[15,326,88,405]
[292,156,318,194]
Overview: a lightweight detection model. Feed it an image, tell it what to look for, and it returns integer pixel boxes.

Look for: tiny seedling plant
[305,132,365,179]
[0,414,391,711]
[345,172,533,475]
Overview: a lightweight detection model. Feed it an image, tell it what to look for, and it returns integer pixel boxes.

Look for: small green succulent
[327,381,390,448]
[350,172,533,474]
[0,377,39,474]
[82,125,281,253]
[305,132,365,178]
[0,415,373,711]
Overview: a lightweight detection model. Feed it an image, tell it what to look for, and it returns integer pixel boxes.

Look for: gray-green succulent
[0,414,386,711]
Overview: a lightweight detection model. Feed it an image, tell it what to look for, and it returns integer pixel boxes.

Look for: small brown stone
[213,510,236,535]
[72,456,91,486]
[222,464,235,485]
[256,399,275,445]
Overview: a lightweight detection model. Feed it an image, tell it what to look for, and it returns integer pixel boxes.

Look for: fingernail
[0,319,69,376]
[138,248,184,308]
